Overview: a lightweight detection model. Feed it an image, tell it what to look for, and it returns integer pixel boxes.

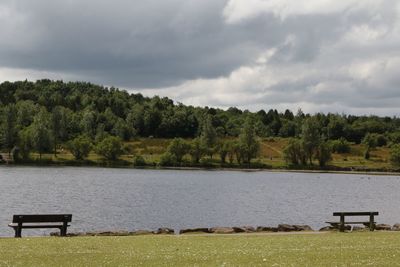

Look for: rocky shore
[50,223,400,237]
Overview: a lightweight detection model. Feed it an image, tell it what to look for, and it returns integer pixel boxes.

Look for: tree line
[1,80,400,167]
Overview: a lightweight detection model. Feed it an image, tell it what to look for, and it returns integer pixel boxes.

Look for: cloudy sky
[1,0,400,115]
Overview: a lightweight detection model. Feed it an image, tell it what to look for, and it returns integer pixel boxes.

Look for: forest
[1,79,400,169]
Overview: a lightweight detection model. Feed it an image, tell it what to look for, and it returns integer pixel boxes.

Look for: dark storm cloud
[1,0,400,115]
[0,0,286,87]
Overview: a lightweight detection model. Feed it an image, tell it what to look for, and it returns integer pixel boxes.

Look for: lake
[0,166,400,237]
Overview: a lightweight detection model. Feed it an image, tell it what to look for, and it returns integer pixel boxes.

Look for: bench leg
[60,222,68,237]
[15,227,22,238]
[60,228,66,236]
[370,215,375,231]
[340,215,345,232]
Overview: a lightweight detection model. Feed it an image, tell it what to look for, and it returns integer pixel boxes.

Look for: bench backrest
[333,212,378,216]
[12,214,72,223]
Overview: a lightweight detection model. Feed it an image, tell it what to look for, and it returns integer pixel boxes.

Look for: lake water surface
[1,166,400,236]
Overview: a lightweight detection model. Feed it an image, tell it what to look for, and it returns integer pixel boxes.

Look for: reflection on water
[0,166,400,236]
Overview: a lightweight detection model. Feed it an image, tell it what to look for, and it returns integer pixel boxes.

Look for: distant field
[26,137,395,171]
[1,232,400,266]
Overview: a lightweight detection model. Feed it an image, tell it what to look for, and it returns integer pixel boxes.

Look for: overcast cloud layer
[1,0,400,115]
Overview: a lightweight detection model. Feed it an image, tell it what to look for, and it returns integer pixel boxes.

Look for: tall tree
[31,109,52,160]
[238,117,260,165]
[200,114,217,158]
[67,135,92,160]
[166,138,190,164]
[95,136,123,160]
[301,117,321,165]
[50,106,67,156]
[1,104,18,155]
[189,137,204,163]
[315,141,332,167]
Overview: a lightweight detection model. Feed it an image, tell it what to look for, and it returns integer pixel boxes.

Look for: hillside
[0,80,400,172]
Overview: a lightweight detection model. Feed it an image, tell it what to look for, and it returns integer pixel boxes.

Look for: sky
[1,0,400,115]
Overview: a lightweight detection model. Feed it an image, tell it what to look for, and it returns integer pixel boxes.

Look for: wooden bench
[8,214,72,238]
[326,212,378,232]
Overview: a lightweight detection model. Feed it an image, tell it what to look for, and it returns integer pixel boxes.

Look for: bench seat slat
[333,212,378,216]
[326,221,375,224]
[12,214,72,223]
[9,224,69,229]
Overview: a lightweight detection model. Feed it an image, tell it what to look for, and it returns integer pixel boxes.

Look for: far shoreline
[2,162,400,176]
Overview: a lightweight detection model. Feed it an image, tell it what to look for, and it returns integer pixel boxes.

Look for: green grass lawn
[1,232,400,266]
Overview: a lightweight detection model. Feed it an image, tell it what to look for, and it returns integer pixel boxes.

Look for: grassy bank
[4,137,399,173]
[0,232,399,266]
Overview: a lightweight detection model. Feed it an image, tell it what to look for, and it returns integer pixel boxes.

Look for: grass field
[1,232,400,266]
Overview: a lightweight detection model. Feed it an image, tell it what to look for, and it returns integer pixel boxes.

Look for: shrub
[166,138,190,163]
[315,142,332,167]
[283,138,306,165]
[67,135,92,160]
[95,136,123,160]
[133,155,146,166]
[362,133,386,148]
[159,152,177,166]
[376,134,387,147]
[390,144,400,167]
[189,138,205,163]
[331,138,351,154]
[388,132,400,144]
[199,157,214,167]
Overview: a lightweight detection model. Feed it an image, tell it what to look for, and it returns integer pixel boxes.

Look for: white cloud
[0,67,86,83]
[223,0,382,23]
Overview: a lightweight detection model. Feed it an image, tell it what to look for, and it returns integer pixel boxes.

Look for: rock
[130,230,153,235]
[153,228,174,235]
[320,225,352,231]
[319,226,334,231]
[112,231,130,236]
[50,232,86,237]
[293,225,313,231]
[84,232,97,236]
[375,224,392,231]
[392,224,400,231]
[278,224,297,232]
[233,226,256,233]
[256,226,278,232]
[90,231,130,236]
[179,228,210,234]
[209,227,235,234]
[352,226,365,231]
[324,224,351,231]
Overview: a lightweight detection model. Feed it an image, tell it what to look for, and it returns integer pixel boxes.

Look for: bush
[159,152,177,166]
[95,136,123,160]
[67,135,92,160]
[364,147,371,160]
[315,142,332,167]
[166,138,190,163]
[376,134,387,147]
[388,132,400,144]
[331,138,351,154]
[283,138,306,165]
[133,155,146,166]
[199,157,214,167]
[390,144,400,167]
[362,133,386,148]
[362,133,377,149]
[189,138,205,163]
